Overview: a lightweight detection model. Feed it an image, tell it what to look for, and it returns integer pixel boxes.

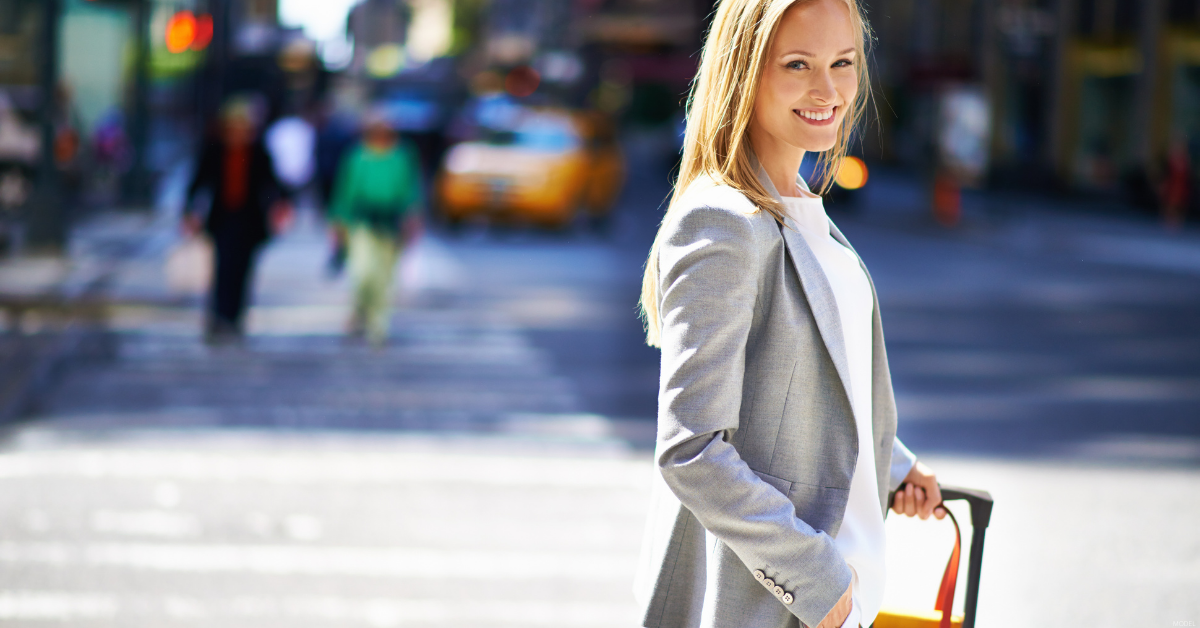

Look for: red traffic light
[165,11,196,53]
[165,11,213,53]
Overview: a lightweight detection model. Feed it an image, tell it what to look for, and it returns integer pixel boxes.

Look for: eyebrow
[783,48,857,57]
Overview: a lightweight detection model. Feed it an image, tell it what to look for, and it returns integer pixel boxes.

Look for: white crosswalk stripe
[0,437,653,626]
[0,591,637,626]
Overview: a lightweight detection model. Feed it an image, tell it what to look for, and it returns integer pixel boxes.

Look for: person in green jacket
[329,111,424,346]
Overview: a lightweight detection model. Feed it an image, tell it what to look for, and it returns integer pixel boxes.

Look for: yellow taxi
[435,107,624,228]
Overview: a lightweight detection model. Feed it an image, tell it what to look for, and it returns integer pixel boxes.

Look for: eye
[833,59,854,68]
[785,60,808,70]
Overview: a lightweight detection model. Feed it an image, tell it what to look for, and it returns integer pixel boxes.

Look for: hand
[892,460,947,520]
[329,224,347,246]
[270,202,295,234]
[181,214,202,237]
[815,582,852,628]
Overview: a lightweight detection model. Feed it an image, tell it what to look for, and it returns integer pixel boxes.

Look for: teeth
[799,109,834,121]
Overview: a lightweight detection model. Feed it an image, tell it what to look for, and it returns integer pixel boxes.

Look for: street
[1,151,1199,627]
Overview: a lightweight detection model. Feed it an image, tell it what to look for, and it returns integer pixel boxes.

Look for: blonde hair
[639,0,873,347]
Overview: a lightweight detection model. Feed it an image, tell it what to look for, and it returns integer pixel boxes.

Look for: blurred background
[0,0,1197,627]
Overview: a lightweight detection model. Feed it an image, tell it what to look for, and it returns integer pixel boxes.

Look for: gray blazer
[634,168,918,628]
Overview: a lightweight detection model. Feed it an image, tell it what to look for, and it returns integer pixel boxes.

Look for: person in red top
[184,98,291,344]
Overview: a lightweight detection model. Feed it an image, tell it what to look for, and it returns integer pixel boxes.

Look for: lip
[794,106,838,127]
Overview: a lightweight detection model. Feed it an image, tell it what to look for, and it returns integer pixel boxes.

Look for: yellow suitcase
[873,486,993,628]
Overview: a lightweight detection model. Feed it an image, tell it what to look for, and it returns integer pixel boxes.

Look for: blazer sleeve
[655,204,852,628]
[890,438,917,492]
[185,142,218,216]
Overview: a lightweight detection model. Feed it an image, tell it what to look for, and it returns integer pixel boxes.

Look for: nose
[809,68,837,105]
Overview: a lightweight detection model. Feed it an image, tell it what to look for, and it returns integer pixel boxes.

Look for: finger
[897,486,910,517]
[934,506,947,520]
[924,482,942,519]
[892,489,905,516]
[836,585,853,622]
[816,586,852,628]
[833,585,850,621]
[914,486,929,520]
[921,487,935,520]
[904,484,917,517]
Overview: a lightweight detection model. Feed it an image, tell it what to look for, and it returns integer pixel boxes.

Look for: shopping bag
[875,508,963,628]
[165,235,213,296]
[875,485,993,628]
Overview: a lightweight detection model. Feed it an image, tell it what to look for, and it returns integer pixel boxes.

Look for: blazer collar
[755,159,857,418]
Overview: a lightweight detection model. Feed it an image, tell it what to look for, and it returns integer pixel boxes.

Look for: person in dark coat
[184,99,291,344]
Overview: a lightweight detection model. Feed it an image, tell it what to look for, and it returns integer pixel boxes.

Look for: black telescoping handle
[936,485,993,628]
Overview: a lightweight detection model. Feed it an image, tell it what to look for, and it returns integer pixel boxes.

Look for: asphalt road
[1,141,1198,627]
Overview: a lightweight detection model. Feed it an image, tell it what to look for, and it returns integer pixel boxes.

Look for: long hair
[639,0,872,347]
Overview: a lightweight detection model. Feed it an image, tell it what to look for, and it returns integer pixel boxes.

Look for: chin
[795,135,838,153]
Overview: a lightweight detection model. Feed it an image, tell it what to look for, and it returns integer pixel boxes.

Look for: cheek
[755,72,789,127]
[758,71,784,110]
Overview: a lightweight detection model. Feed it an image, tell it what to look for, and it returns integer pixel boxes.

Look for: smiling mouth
[794,106,837,126]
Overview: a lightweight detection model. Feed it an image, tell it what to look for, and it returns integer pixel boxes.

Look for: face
[751,0,858,155]
[222,118,255,147]
[365,124,397,150]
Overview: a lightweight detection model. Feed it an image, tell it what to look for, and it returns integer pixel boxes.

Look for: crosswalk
[0,431,653,627]
[44,326,580,429]
[0,591,638,626]
[1,220,656,627]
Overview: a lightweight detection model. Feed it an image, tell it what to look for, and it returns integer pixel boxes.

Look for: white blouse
[781,193,884,628]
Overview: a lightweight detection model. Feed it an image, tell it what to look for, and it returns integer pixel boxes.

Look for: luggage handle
[893,484,993,628]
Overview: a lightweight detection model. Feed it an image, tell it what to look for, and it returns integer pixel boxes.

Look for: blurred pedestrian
[265,110,317,197]
[635,2,946,628]
[315,104,360,275]
[184,98,292,345]
[329,111,423,346]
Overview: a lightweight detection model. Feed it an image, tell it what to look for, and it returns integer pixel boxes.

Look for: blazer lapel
[755,163,856,412]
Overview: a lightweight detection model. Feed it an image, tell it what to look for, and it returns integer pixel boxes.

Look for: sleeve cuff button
[782,592,794,605]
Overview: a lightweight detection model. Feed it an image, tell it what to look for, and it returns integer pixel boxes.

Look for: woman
[634,2,946,627]
[184,98,290,345]
[329,111,423,346]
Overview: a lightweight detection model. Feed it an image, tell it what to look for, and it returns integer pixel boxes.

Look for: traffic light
[165,10,213,53]
[165,11,195,53]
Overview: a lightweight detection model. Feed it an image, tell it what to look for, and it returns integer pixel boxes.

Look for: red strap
[934,506,961,628]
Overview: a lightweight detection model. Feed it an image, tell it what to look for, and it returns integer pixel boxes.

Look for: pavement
[0,200,661,628]
[0,149,1198,627]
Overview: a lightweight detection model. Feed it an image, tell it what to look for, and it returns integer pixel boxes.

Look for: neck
[748,123,806,197]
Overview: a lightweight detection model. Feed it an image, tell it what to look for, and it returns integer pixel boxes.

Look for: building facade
[867,0,1200,202]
